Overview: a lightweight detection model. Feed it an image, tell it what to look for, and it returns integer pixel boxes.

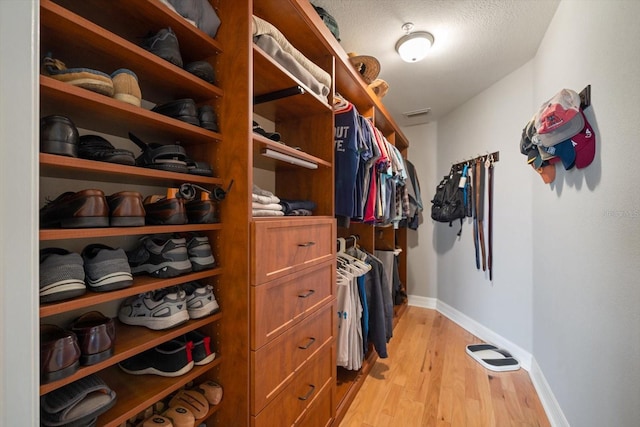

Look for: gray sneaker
[185,234,216,272]
[182,282,220,319]
[82,244,133,292]
[118,286,189,330]
[126,235,192,278]
[40,248,86,303]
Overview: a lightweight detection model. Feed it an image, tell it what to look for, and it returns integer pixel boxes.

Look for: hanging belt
[487,156,494,280]
[475,158,487,271]
[471,163,480,269]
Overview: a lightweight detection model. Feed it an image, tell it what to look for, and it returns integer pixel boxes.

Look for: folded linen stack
[252,185,284,217]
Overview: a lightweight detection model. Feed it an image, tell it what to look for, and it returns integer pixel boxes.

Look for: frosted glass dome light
[395,23,434,63]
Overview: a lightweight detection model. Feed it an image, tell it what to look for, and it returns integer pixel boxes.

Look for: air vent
[402,108,431,118]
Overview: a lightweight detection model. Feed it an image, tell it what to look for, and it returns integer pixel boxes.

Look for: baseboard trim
[407,295,437,309]
[434,299,532,371]
[407,295,567,426]
[530,358,570,427]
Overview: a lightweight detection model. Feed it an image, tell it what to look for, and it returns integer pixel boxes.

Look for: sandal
[128,132,188,173]
[186,158,214,177]
[78,135,135,166]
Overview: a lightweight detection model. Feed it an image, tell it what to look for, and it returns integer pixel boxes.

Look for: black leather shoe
[198,105,219,132]
[151,98,199,126]
[142,27,183,67]
[78,135,135,166]
[186,199,219,224]
[40,115,79,157]
[185,60,215,83]
[144,195,188,225]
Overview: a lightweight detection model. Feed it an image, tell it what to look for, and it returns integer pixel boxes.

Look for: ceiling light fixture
[395,22,434,63]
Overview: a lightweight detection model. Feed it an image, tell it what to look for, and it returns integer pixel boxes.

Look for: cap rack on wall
[453,151,500,169]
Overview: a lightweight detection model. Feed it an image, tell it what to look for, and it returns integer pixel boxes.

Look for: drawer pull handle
[298,289,315,298]
[298,337,316,350]
[298,384,316,401]
[298,241,316,247]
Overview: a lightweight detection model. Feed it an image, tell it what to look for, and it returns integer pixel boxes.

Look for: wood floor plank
[339,306,550,427]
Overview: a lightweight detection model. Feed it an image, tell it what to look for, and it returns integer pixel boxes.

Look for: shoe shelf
[40,77,222,146]
[40,224,222,241]
[40,268,222,318]
[95,361,222,427]
[41,0,223,105]
[40,153,222,187]
[40,313,222,396]
[50,0,223,65]
[253,44,332,122]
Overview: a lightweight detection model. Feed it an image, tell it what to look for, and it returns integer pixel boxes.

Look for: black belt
[475,158,486,271]
[471,162,480,270]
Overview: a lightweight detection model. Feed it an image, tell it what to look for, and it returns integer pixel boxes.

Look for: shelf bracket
[254,85,305,105]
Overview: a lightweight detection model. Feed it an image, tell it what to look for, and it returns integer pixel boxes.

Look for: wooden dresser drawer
[295,379,334,427]
[252,343,334,427]
[252,303,334,413]
[251,218,336,285]
[252,260,334,349]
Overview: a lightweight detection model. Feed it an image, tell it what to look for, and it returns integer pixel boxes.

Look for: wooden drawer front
[252,344,334,427]
[252,260,334,349]
[252,303,334,413]
[295,379,334,427]
[252,218,336,284]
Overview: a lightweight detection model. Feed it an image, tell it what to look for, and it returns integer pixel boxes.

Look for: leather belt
[487,156,494,280]
[471,162,480,270]
[476,158,486,272]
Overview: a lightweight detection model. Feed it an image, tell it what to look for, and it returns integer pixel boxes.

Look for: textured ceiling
[310,0,560,127]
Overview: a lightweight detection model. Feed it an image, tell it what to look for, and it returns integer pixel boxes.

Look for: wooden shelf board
[40,268,222,318]
[252,134,331,171]
[40,153,223,187]
[40,314,222,395]
[40,223,222,241]
[40,77,222,147]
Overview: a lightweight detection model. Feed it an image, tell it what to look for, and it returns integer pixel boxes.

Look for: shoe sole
[110,216,145,227]
[195,352,216,366]
[190,255,215,271]
[86,272,133,292]
[81,347,114,366]
[56,77,115,97]
[188,304,220,320]
[130,259,192,278]
[40,280,86,303]
[114,93,141,107]
[119,360,194,377]
[119,309,190,330]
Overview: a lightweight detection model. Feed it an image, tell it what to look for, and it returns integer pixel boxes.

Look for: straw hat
[369,78,389,98]
[348,53,380,84]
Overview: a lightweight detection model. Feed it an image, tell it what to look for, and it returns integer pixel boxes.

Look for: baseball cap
[532,162,556,184]
[533,89,584,147]
[570,110,596,169]
[538,138,576,170]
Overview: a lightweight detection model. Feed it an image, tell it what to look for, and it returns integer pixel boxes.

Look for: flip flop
[466,343,520,372]
[252,121,280,141]
[40,374,117,426]
[128,132,188,173]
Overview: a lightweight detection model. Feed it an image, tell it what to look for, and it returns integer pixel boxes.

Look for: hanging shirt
[334,103,361,222]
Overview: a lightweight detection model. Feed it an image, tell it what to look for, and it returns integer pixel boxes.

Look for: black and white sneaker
[118,287,189,330]
[118,339,194,377]
[182,282,220,319]
[82,244,133,292]
[184,234,216,271]
[127,235,192,278]
[184,330,216,365]
[39,248,86,303]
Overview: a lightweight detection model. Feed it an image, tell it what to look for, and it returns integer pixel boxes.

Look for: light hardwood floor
[339,306,550,427]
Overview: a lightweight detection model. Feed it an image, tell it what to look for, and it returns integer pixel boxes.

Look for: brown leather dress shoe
[107,191,146,227]
[144,195,187,225]
[40,189,109,228]
[71,311,116,365]
[40,324,81,383]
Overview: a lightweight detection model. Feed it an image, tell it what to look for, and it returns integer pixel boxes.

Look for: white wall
[531,1,640,426]
[0,0,39,425]
[403,122,438,298]
[427,61,536,354]
[406,1,640,425]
